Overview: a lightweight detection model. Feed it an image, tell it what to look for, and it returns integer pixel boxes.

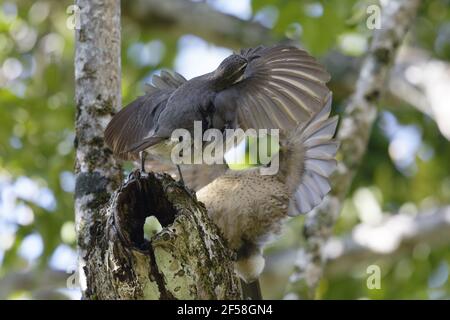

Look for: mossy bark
[82,172,242,300]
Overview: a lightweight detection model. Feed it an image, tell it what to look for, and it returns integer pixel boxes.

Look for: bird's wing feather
[145,70,187,92]
[105,71,187,160]
[286,94,339,216]
[218,45,331,131]
[126,136,166,154]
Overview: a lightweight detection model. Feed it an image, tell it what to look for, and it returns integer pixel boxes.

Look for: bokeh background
[0,0,449,299]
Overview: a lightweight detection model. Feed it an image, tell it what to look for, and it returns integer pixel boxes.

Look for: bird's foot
[126,168,148,183]
[126,169,138,181]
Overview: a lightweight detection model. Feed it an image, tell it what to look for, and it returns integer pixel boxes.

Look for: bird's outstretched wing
[105,71,187,160]
[173,45,332,190]
[217,45,331,131]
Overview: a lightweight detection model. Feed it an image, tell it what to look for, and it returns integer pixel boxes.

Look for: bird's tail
[276,93,339,215]
[240,279,263,300]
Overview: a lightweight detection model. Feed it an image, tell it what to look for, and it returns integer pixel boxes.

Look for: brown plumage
[196,94,338,283]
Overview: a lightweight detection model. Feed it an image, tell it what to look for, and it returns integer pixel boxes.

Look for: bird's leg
[140,151,147,173]
[169,164,196,199]
[176,164,184,185]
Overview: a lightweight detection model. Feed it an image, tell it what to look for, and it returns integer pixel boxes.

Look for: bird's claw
[126,168,148,183]
[126,170,138,182]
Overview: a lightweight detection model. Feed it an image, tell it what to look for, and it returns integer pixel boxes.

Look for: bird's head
[213,54,248,87]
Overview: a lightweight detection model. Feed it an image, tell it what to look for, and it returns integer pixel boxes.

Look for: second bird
[197,94,339,284]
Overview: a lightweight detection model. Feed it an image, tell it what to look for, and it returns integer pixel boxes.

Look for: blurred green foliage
[0,0,449,299]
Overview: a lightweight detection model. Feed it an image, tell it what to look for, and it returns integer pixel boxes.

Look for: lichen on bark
[83,172,242,300]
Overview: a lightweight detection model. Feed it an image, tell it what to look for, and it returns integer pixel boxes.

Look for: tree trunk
[74,0,241,300]
[83,172,241,299]
[74,0,123,297]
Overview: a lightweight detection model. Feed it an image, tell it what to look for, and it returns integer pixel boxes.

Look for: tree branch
[0,269,69,299]
[324,206,450,275]
[324,48,450,140]
[123,0,274,49]
[389,47,450,140]
[265,206,450,277]
[284,0,422,299]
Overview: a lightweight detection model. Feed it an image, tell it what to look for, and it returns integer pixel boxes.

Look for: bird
[196,94,339,286]
[104,45,331,181]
